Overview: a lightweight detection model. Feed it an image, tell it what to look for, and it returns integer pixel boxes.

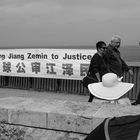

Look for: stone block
[47,100,102,134]
[92,117,105,130]
[48,112,77,132]
[9,109,47,128]
[48,112,96,134]
[0,108,8,122]
[75,115,93,133]
[68,133,87,140]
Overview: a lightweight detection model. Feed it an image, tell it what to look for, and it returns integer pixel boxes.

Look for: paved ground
[0,88,89,102]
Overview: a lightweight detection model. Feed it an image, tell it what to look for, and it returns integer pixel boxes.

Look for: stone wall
[0,97,140,140]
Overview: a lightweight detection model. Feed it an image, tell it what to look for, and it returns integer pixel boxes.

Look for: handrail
[0,65,139,100]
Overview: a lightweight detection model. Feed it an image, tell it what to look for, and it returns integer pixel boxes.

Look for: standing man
[103,35,133,77]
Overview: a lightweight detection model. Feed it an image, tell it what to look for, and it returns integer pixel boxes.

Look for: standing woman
[87,41,109,102]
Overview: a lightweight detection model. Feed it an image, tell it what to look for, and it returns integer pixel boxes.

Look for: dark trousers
[88,93,94,102]
[135,90,140,104]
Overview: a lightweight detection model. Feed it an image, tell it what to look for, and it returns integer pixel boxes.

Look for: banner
[0,49,96,80]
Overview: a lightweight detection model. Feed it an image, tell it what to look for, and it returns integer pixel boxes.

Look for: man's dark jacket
[103,44,129,77]
[84,114,140,140]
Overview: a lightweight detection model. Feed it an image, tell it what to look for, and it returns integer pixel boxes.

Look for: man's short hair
[96,41,106,50]
[111,35,121,43]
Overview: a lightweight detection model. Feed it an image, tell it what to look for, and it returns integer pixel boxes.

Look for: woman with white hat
[88,73,134,103]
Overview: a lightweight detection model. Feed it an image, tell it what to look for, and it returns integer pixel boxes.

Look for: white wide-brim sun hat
[88,73,134,100]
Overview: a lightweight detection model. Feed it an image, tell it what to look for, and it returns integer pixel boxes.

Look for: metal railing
[0,65,140,100]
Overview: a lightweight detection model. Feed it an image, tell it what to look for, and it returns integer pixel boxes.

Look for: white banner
[0,49,96,80]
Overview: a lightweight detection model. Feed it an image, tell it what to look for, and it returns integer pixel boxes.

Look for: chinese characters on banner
[0,49,96,80]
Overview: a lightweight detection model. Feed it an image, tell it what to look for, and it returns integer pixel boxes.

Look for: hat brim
[88,82,134,100]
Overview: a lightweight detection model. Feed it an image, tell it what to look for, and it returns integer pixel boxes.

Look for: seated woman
[88,73,134,104]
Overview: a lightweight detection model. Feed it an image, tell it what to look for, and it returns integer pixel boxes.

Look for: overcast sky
[0,0,140,47]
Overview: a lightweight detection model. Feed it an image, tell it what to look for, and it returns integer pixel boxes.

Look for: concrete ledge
[0,97,140,135]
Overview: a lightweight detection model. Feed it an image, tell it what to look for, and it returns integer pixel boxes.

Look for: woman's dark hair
[96,41,106,50]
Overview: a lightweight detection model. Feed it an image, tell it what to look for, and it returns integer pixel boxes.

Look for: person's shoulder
[92,52,97,57]
[93,52,99,56]
[105,44,113,53]
[107,44,113,50]
[93,53,101,58]
[91,53,100,60]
